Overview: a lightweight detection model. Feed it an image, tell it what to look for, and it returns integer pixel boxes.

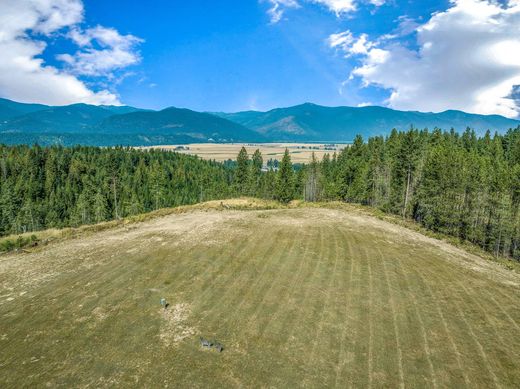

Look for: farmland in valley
[142,143,346,163]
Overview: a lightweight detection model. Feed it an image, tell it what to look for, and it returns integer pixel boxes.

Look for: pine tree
[276,149,295,203]
[235,147,250,194]
[249,149,263,195]
[0,184,16,235]
[304,153,320,202]
[93,191,109,223]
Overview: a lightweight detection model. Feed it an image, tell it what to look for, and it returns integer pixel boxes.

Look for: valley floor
[0,203,519,387]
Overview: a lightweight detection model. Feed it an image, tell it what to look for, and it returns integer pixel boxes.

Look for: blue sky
[1,1,520,117]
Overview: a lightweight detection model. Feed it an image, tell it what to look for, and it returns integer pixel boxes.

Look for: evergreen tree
[276,149,295,203]
[93,191,109,223]
[249,149,263,195]
[235,147,250,194]
[304,153,321,202]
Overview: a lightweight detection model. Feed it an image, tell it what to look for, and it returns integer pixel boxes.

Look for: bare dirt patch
[159,303,196,347]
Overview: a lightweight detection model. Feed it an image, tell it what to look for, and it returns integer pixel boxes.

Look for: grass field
[1,202,519,387]
[142,143,346,163]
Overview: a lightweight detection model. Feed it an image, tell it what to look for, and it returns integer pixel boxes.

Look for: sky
[0,0,520,118]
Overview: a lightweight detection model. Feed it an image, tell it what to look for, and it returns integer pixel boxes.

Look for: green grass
[1,205,519,387]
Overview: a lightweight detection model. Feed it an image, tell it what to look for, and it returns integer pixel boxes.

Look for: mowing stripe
[455,281,520,361]
[217,227,294,330]
[406,258,472,388]
[298,225,329,386]
[333,227,356,388]
[436,288,502,388]
[323,226,352,388]
[448,272,520,335]
[325,226,350,388]
[242,229,301,338]
[187,229,254,304]
[301,225,341,386]
[194,240,265,323]
[409,252,503,388]
[191,236,253,314]
[422,257,520,381]
[367,247,374,389]
[349,233,370,389]
[486,284,520,309]
[486,294,520,332]
[395,256,438,389]
[258,229,312,337]
[206,226,285,326]
[377,247,405,389]
[290,226,329,385]
[276,226,324,358]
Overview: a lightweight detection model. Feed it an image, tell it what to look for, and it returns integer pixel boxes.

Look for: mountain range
[1,98,519,146]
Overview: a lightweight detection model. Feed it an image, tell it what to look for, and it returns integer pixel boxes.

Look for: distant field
[1,201,519,387]
[141,143,346,163]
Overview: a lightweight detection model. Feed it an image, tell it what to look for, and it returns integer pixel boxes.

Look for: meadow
[0,201,519,387]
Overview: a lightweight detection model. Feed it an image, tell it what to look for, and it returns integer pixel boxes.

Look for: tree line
[231,127,520,261]
[292,127,520,261]
[2,125,520,262]
[0,145,234,235]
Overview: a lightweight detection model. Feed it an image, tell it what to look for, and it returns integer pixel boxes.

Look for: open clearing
[1,203,519,387]
[142,143,346,163]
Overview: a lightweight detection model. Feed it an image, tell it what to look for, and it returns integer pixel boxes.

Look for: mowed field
[143,143,345,163]
[1,202,519,387]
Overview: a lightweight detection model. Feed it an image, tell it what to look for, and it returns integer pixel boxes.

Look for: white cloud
[328,31,354,49]
[264,0,383,23]
[58,26,142,77]
[331,0,520,118]
[0,0,142,106]
[329,31,374,55]
[265,0,300,23]
[310,0,356,15]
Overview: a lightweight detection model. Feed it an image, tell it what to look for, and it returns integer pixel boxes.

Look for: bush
[0,234,40,253]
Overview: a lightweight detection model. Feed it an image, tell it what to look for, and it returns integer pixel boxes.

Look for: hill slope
[2,104,119,133]
[215,103,520,141]
[0,98,265,145]
[0,98,49,122]
[1,202,518,387]
[96,107,265,143]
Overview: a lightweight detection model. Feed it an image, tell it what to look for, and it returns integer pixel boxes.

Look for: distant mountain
[0,98,49,122]
[100,105,146,115]
[1,98,519,146]
[2,104,121,133]
[0,98,264,146]
[214,103,520,141]
[96,107,265,143]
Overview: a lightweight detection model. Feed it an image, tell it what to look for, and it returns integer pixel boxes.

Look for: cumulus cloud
[0,0,142,106]
[58,26,142,77]
[265,0,383,23]
[330,0,520,118]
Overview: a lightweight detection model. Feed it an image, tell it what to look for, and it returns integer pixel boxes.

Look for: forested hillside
[299,127,520,260]
[0,146,235,235]
[0,144,301,238]
[231,126,520,260]
[2,126,520,261]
